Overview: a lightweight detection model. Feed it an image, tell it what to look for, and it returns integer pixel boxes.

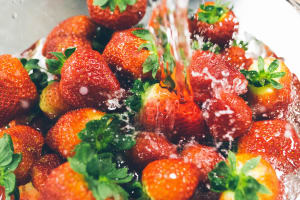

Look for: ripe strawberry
[46,15,96,40]
[19,182,41,200]
[209,152,280,200]
[86,0,147,30]
[190,1,239,47]
[31,154,62,191]
[42,35,92,59]
[181,143,224,181]
[40,162,95,200]
[0,186,4,200]
[59,48,123,110]
[102,28,151,80]
[241,57,292,119]
[0,125,44,185]
[202,91,252,141]
[189,50,248,104]
[238,120,300,175]
[172,100,208,142]
[137,83,179,134]
[0,55,38,127]
[129,132,178,168]
[142,159,200,200]
[222,41,253,70]
[46,108,104,158]
[39,81,71,119]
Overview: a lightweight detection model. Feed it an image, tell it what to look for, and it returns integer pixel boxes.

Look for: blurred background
[0,0,300,75]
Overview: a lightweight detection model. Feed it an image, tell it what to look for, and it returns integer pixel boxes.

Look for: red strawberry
[103,28,151,80]
[189,50,248,104]
[171,100,208,142]
[40,162,95,200]
[222,41,253,70]
[137,83,179,134]
[19,182,41,200]
[31,154,62,191]
[202,91,252,141]
[46,108,104,158]
[142,159,200,200]
[190,1,239,47]
[181,143,224,181]
[238,120,300,175]
[0,186,5,200]
[42,35,92,59]
[46,15,96,40]
[39,81,72,119]
[59,48,123,110]
[0,125,44,185]
[0,55,37,127]
[129,131,178,168]
[242,57,292,119]
[86,0,147,30]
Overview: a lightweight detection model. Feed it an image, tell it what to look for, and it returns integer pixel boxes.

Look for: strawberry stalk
[241,56,286,89]
[93,0,137,13]
[208,151,270,200]
[0,134,22,200]
[197,0,230,24]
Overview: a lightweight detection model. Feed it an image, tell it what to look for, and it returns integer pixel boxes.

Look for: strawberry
[241,57,292,119]
[0,186,5,200]
[129,131,178,168]
[86,0,147,30]
[45,15,96,40]
[202,91,252,141]
[238,120,300,175]
[222,40,253,70]
[42,35,92,59]
[172,100,208,142]
[142,159,200,200]
[0,55,38,127]
[39,81,72,119]
[59,48,123,110]
[31,154,62,191]
[102,28,151,80]
[0,125,44,185]
[42,143,135,200]
[181,143,224,181]
[189,50,248,104]
[135,83,179,134]
[19,182,41,200]
[40,162,95,200]
[46,108,104,158]
[209,152,280,200]
[190,1,239,47]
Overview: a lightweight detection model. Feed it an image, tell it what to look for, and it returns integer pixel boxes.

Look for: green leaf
[0,135,14,167]
[4,154,22,172]
[267,59,279,72]
[270,72,286,78]
[50,52,66,63]
[259,184,271,194]
[234,188,244,200]
[46,59,62,75]
[270,79,283,89]
[228,151,236,172]
[257,56,265,72]
[93,0,109,7]
[3,173,16,194]
[64,47,77,58]
[132,29,154,42]
[241,156,261,174]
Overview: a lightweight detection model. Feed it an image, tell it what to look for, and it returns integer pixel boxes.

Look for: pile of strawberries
[0,0,299,200]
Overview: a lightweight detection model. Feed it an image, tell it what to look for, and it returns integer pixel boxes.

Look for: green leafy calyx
[233,40,248,51]
[69,143,133,200]
[93,0,137,13]
[0,134,22,200]
[208,152,270,200]
[241,57,286,89]
[78,114,136,154]
[132,29,160,79]
[46,47,76,75]
[20,58,49,94]
[198,0,229,24]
